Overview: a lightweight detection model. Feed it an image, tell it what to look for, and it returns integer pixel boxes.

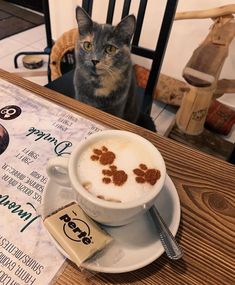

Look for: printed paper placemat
[0,78,107,285]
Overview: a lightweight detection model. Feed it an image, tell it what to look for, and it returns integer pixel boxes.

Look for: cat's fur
[74,6,140,123]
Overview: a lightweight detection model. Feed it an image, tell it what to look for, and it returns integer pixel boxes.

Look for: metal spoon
[149,206,183,260]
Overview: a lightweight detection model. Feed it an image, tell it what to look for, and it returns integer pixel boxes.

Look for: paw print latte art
[133,164,161,185]
[90,146,115,165]
[76,135,162,203]
[102,165,128,186]
[91,147,128,186]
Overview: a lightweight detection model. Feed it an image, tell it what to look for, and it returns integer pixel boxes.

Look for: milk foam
[76,136,161,203]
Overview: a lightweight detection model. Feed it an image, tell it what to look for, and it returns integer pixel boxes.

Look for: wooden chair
[46,0,178,131]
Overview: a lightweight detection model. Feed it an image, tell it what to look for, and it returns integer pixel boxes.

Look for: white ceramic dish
[41,175,181,273]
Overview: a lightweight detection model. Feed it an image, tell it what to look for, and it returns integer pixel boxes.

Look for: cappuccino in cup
[77,136,161,203]
[46,130,166,226]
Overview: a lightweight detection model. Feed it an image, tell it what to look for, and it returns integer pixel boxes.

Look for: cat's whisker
[100,64,115,80]
[104,69,115,80]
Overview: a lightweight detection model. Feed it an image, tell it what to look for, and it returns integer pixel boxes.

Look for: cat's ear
[75,6,93,35]
[114,15,136,45]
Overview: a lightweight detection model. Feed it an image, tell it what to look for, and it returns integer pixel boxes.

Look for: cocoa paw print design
[90,146,115,165]
[133,164,161,185]
[102,165,128,186]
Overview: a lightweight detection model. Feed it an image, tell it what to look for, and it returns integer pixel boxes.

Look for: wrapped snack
[43,202,113,267]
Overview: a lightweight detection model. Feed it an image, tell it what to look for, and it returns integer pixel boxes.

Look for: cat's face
[75,6,136,75]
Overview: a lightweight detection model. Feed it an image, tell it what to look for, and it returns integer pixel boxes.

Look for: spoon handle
[149,206,183,260]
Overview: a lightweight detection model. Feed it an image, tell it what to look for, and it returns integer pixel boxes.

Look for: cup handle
[46,156,71,186]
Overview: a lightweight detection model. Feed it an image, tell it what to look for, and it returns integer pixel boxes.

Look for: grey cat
[74,6,140,123]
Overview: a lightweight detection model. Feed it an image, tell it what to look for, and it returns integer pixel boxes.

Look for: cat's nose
[92,60,100,66]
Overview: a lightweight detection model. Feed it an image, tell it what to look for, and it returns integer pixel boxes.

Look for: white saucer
[42,175,181,273]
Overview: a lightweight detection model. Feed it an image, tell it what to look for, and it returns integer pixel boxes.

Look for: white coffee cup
[46,130,166,226]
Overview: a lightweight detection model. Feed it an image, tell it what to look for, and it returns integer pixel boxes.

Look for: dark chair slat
[142,0,178,114]
[121,0,131,18]
[131,45,155,59]
[106,0,116,24]
[82,0,93,16]
[132,0,148,46]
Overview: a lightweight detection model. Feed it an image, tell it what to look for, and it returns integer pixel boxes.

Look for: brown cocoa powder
[90,146,115,165]
[102,177,111,184]
[133,168,145,176]
[112,170,128,186]
[99,151,115,165]
[136,177,145,183]
[139,164,148,170]
[133,164,161,185]
[90,145,161,187]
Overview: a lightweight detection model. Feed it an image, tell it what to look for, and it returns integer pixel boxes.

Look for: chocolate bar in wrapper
[43,202,112,266]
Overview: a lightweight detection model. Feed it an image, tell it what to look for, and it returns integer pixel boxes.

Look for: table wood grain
[1,69,234,285]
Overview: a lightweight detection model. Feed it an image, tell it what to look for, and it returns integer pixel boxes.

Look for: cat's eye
[105,45,117,55]
[83,41,93,52]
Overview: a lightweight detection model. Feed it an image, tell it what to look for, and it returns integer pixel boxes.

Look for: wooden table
[1,69,234,285]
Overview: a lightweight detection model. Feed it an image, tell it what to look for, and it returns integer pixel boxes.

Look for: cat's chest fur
[94,68,122,97]
[74,63,135,120]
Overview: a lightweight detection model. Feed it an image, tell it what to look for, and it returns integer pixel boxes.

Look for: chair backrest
[81,0,178,115]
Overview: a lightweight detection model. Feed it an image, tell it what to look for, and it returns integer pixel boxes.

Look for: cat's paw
[133,164,161,185]
[90,146,115,165]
